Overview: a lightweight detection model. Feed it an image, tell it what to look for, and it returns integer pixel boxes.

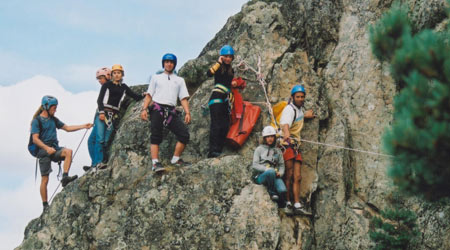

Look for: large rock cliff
[17,0,450,249]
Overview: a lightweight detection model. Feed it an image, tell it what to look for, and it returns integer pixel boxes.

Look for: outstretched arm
[304,109,315,119]
[125,84,145,101]
[62,123,92,132]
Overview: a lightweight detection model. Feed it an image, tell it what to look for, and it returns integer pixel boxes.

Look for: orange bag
[226,101,261,148]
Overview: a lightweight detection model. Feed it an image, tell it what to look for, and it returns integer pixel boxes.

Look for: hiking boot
[97,162,108,170]
[83,165,92,172]
[61,175,78,187]
[43,203,49,213]
[283,203,294,216]
[173,158,191,167]
[152,162,165,173]
[271,194,280,202]
[207,152,221,158]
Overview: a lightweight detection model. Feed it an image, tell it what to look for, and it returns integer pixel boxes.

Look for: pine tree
[369,2,450,200]
[369,208,419,250]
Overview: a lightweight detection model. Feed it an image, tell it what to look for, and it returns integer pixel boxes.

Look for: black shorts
[150,104,189,145]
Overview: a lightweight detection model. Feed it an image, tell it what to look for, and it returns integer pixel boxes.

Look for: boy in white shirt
[140,53,191,172]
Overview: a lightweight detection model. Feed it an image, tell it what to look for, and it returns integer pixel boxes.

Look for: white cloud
[0,76,98,249]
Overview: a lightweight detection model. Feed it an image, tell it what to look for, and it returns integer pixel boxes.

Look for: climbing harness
[236,55,394,158]
[105,111,115,129]
[209,83,233,114]
[152,102,178,127]
[49,127,90,203]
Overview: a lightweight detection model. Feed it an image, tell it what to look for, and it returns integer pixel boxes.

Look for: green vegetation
[370,1,450,200]
[370,208,419,250]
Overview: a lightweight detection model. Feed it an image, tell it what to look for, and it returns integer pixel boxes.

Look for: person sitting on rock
[252,126,286,207]
[84,67,111,171]
[207,45,237,158]
[280,84,315,215]
[30,95,92,212]
[92,64,145,170]
[140,53,191,172]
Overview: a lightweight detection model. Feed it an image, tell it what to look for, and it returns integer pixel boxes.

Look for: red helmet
[96,67,112,80]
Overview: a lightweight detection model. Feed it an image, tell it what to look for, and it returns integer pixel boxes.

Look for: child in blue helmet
[207,45,237,158]
[141,53,191,172]
[30,95,92,212]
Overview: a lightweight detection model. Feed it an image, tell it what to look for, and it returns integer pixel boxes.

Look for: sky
[0,1,248,248]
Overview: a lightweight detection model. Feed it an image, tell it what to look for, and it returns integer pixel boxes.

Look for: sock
[63,172,68,178]
[171,156,180,164]
[294,202,301,208]
[152,159,159,165]
[43,201,48,207]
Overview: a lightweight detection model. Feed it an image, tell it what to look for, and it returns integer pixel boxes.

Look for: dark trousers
[209,102,230,154]
[150,105,189,145]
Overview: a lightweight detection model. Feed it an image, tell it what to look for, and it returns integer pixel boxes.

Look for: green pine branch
[369,1,450,200]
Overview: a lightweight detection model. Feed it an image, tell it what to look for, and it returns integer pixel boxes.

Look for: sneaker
[173,158,191,167]
[271,194,279,202]
[97,162,108,170]
[283,202,294,215]
[294,203,312,215]
[61,175,78,187]
[83,165,92,172]
[152,162,165,173]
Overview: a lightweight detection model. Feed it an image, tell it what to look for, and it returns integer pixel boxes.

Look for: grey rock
[17,0,450,249]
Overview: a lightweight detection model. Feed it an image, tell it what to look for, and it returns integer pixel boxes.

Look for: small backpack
[28,116,56,157]
[270,101,297,130]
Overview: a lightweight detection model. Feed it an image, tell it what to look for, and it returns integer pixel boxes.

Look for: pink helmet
[96,67,112,80]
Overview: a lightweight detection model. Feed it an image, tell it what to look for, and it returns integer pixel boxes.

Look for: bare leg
[151,144,159,160]
[40,175,49,202]
[293,161,302,203]
[284,159,294,203]
[61,148,73,173]
[173,142,186,157]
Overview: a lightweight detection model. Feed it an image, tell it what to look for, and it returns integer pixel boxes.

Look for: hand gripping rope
[235,55,393,158]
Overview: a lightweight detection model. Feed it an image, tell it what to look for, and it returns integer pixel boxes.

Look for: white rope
[236,56,279,130]
[300,138,393,157]
[235,55,394,158]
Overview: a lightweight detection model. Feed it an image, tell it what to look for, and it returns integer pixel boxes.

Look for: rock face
[17,0,450,249]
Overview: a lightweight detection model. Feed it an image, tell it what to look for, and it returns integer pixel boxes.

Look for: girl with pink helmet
[84,67,112,171]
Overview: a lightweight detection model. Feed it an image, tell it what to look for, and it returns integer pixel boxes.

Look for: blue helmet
[162,53,177,70]
[220,45,235,56]
[291,85,306,96]
[42,95,58,110]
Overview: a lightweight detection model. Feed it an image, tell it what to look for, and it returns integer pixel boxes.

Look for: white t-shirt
[279,103,304,127]
[146,73,190,106]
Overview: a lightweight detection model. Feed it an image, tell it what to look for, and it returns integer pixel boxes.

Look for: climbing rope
[236,56,280,130]
[236,56,394,158]
[49,128,90,203]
